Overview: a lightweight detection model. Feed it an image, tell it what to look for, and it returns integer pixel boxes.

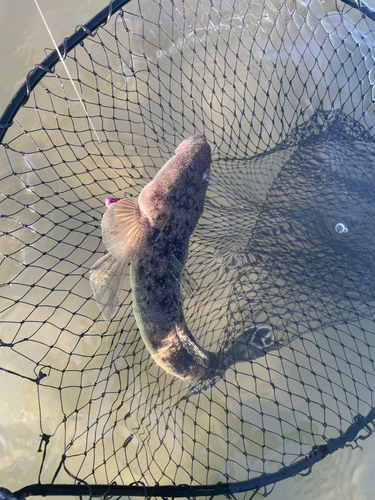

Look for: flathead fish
[90,136,215,381]
[90,136,276,381]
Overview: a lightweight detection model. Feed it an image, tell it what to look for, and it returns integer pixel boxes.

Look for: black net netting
[1,0,375,497]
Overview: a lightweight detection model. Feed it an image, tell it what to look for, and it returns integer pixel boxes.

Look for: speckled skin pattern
[93,136,276,381]
[130,136,216,381]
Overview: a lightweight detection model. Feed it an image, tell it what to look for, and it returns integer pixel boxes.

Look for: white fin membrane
[90,253,128,321]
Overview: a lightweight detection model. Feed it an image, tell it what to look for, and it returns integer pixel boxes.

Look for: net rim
[6,406,374,498]
[1,0,374,146]
[2,0,375,497]
[0,0,131,144]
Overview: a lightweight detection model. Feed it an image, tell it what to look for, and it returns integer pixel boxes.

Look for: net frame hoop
[341,0,375,21]
[1,0,375,497]
[8,406,375,499]
[0,0,374,145]
[0,0,132,143]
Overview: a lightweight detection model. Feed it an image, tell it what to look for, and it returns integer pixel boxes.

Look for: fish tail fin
[188,326,281,383]
[90,253,129,321]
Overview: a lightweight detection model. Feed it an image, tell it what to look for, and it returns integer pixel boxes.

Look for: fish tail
[163,324,279,381]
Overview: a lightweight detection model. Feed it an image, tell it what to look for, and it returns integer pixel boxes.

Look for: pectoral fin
[101,197,149,262]
[169,254,198,298]
[90,253,128,321]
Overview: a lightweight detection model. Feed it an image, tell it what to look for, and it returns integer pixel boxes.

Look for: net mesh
[1,0,375,494]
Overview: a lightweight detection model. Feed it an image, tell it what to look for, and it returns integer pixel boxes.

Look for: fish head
[174,135,211,184]
[139,135,211,229]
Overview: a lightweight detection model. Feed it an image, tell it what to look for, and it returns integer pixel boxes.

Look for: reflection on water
[1,0,375,496]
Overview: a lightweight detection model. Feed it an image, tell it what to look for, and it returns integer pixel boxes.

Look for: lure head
[105,197,119,207]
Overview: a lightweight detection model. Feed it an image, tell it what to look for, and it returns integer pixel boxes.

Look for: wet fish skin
[91,137,215,380]
[91,136,277,381]
[129,135,215,380]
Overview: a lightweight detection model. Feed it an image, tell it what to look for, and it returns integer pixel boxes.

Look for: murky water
[1,0,375,499]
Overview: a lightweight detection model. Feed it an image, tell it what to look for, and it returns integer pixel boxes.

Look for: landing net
[1,0,375,497]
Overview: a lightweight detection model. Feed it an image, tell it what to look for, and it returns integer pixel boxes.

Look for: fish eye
[335,222,349,234]
[201,168,209,182]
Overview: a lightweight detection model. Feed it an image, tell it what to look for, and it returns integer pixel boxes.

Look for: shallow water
[1,0,375,499]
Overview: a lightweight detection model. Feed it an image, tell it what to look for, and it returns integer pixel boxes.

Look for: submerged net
[1,0,375,496]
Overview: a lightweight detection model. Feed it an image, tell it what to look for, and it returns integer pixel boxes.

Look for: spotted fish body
[90,137,216,380]
[90,136,275,381]
[128,136,216,380]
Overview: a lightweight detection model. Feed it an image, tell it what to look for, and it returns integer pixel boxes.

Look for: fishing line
[33,0,102,143]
